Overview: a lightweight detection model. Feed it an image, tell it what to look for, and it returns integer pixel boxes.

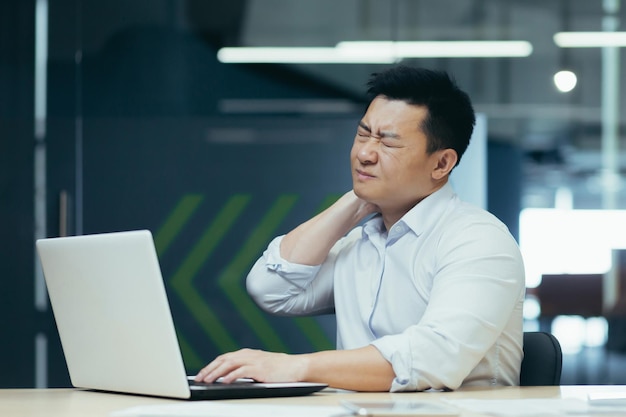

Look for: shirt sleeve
[246,236,336,316]
[371,218,525,391]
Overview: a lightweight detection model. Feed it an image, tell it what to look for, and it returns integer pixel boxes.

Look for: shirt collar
[402,182,456,236]
[361,182,457,239]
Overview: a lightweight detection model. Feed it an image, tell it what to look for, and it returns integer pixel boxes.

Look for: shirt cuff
[264,236,322,283]
[371,334,417,392]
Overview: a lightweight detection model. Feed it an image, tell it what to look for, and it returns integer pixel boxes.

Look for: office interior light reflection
[553,70,577,93]
[552,316,608,354]
[520,209,626,288]
[217,40,533,64]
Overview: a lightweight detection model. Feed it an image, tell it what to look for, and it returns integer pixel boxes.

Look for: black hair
[366,65,476,166]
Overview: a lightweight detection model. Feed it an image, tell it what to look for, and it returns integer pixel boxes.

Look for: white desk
[2,385,626,417]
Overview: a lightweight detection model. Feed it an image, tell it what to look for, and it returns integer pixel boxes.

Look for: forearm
[194,345,394,391]
[300,345,394,392]
[280,191,377,265]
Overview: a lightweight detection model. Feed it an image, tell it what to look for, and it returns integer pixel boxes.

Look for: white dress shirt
[246,183,526,391]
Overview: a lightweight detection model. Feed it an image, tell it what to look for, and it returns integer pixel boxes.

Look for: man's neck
[379,179,448,231]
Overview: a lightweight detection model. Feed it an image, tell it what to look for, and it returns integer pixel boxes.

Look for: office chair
[520,331,563,386]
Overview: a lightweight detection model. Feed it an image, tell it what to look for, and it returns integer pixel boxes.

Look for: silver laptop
[36,230,327,400]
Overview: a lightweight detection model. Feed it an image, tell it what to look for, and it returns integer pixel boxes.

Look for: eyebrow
[358,121,400,139]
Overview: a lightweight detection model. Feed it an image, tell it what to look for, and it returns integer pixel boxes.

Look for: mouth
[355,169,376,180]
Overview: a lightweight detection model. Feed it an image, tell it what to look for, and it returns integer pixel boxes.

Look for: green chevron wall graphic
[216,194,298,352]
[154,193,338,371]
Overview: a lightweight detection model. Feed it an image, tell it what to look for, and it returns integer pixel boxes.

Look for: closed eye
[381,134,403,148]
[357,123,371,138]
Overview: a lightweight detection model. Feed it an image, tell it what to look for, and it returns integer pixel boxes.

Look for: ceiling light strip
[217,40,533,64]
[554,32,626,47]
[337,41,533,58]
[217,47,395,64]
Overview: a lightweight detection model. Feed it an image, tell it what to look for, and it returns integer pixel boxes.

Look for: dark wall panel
[0,0,36,388]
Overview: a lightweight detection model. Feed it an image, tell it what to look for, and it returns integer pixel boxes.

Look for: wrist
[296,353,313,382]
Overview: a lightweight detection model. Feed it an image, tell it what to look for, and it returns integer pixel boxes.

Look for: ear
[431,149,458,180]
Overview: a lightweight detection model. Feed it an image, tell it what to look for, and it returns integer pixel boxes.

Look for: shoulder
[435,200,525,283]
[446,198,510,232]
[439,199,521,255]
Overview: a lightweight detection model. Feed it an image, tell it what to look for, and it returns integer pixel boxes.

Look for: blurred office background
[2,0,626,388]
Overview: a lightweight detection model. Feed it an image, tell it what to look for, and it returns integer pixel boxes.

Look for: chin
[352,184,365,198]
[353,187,378,204]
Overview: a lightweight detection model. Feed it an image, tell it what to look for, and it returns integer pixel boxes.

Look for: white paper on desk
[111,403,347,417]
[444,398,626,416]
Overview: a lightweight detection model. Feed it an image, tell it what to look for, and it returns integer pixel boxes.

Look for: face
[350,96,454,219]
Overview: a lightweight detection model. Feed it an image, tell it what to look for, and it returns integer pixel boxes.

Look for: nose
[355,139,378,165]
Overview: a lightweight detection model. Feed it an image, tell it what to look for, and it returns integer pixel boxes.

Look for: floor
[562,347,626,385]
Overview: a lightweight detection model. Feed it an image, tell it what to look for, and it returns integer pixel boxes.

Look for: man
[195,65,525,392]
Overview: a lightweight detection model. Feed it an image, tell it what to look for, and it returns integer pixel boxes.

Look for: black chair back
[520,331,563,386]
